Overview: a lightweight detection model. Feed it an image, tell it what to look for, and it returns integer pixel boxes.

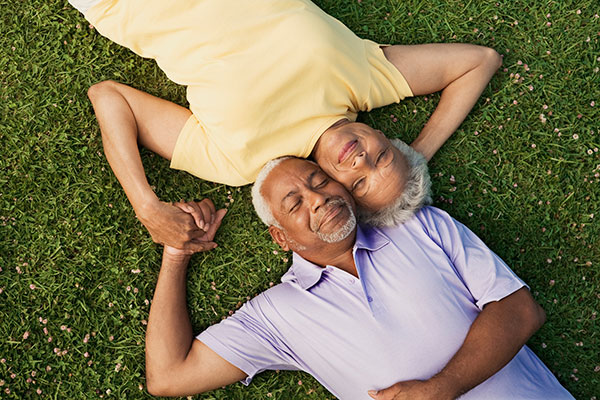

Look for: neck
[327,249,358,278]
[295,231,359,278]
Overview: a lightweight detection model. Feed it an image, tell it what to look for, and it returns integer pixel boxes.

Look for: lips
[338,140,357,164]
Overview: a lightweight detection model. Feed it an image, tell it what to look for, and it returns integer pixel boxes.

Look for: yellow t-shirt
[86,0,412,186]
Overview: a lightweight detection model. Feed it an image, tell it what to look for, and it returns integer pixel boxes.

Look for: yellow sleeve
[169,115,249,187]
[359,40,413,112]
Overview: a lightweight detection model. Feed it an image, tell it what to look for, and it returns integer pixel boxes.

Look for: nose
[351,152,367,169]
[306,189,328,214]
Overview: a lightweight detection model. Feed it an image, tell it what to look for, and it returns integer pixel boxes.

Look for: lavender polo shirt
[197,207,572,399]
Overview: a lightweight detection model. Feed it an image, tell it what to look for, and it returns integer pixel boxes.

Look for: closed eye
[289,199,301,213]
[316,178,328,188]
[351,177,365,193]
[310,171,330,189]
[376,148,388,165]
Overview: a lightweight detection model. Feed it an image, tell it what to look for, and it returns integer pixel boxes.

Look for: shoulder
[372,206,445,236]
[365,207,459,251]
[242,282,303,316]
[412,206,460,232]
[416,205,451,221]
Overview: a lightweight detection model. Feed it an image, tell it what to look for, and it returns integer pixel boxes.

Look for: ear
[268,226,290,251]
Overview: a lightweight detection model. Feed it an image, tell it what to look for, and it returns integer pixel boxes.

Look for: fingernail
[368,390,377,396]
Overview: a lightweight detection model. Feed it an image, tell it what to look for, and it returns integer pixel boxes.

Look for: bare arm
[382,43,502,160]
[145,202,246,396]
[369,287,546,400]
[87,80,211,251]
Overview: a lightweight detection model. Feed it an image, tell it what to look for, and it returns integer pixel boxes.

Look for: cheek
[326,170,353,190]
[356,195,377,212]
[322,137,340,159]
[287,213,313,233]
[337,180,354,195]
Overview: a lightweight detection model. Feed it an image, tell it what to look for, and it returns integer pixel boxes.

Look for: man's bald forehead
[261,158,324,212]
[263,158,319,189]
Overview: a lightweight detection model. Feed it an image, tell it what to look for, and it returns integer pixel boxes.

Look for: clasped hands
[138,198,227,255]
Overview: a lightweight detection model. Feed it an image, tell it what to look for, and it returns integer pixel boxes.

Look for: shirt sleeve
[359,40,413,112]
[196,294,297,385]
[417,207,527,310]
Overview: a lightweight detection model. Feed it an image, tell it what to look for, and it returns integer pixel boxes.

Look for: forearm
[146,253,194,382]
[410,53,501,160]
[429,288,545,398]
[87,82,159,214]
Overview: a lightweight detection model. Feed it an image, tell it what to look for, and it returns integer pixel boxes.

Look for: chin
[317,212,356,244]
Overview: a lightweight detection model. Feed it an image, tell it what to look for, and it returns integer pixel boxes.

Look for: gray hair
[358,139,432,227]
[251,156,293,227]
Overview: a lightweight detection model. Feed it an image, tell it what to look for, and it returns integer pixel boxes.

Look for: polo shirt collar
[354,224,390,251]
[281,252,325,290]
[280,225,390,290]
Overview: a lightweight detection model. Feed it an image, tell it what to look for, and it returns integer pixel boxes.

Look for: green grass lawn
[1,0,599,398]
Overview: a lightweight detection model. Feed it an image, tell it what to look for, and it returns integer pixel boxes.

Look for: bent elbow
[87,80,117,103]
[146,374,174,397]
[481,47,502,72]
[145,369,162,396]
[146,371,199,397]
[146,379,163,397]
[534,303,546,331]
[522,300,546,337]
[145,364,171,397]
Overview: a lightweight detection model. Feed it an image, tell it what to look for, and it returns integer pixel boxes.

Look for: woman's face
[312,122,408,211]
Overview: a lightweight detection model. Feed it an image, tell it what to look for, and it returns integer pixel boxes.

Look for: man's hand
[162,199,228,256]
[368,379,454,400]
[137,199,225,252]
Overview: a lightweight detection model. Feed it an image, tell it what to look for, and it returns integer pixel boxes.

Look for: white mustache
[312,198,348,233]
[312,198,356,244]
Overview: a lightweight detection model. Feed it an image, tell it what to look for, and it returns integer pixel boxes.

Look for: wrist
[162,248,192,264]
[135,195,161,221]
[427,372,462,400]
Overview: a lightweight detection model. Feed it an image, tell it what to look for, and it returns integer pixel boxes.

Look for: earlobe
[268,226,290,251]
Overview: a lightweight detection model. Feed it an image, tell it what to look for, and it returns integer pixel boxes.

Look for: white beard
[316,200,356,243]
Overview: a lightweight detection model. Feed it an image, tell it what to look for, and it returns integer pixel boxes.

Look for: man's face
[312,122,408,212]
[261,158,356,254]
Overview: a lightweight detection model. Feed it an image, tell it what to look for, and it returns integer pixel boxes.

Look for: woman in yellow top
[71,0,501,251]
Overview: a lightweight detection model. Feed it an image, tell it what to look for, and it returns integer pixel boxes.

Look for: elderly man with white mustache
[144,157,572,400]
